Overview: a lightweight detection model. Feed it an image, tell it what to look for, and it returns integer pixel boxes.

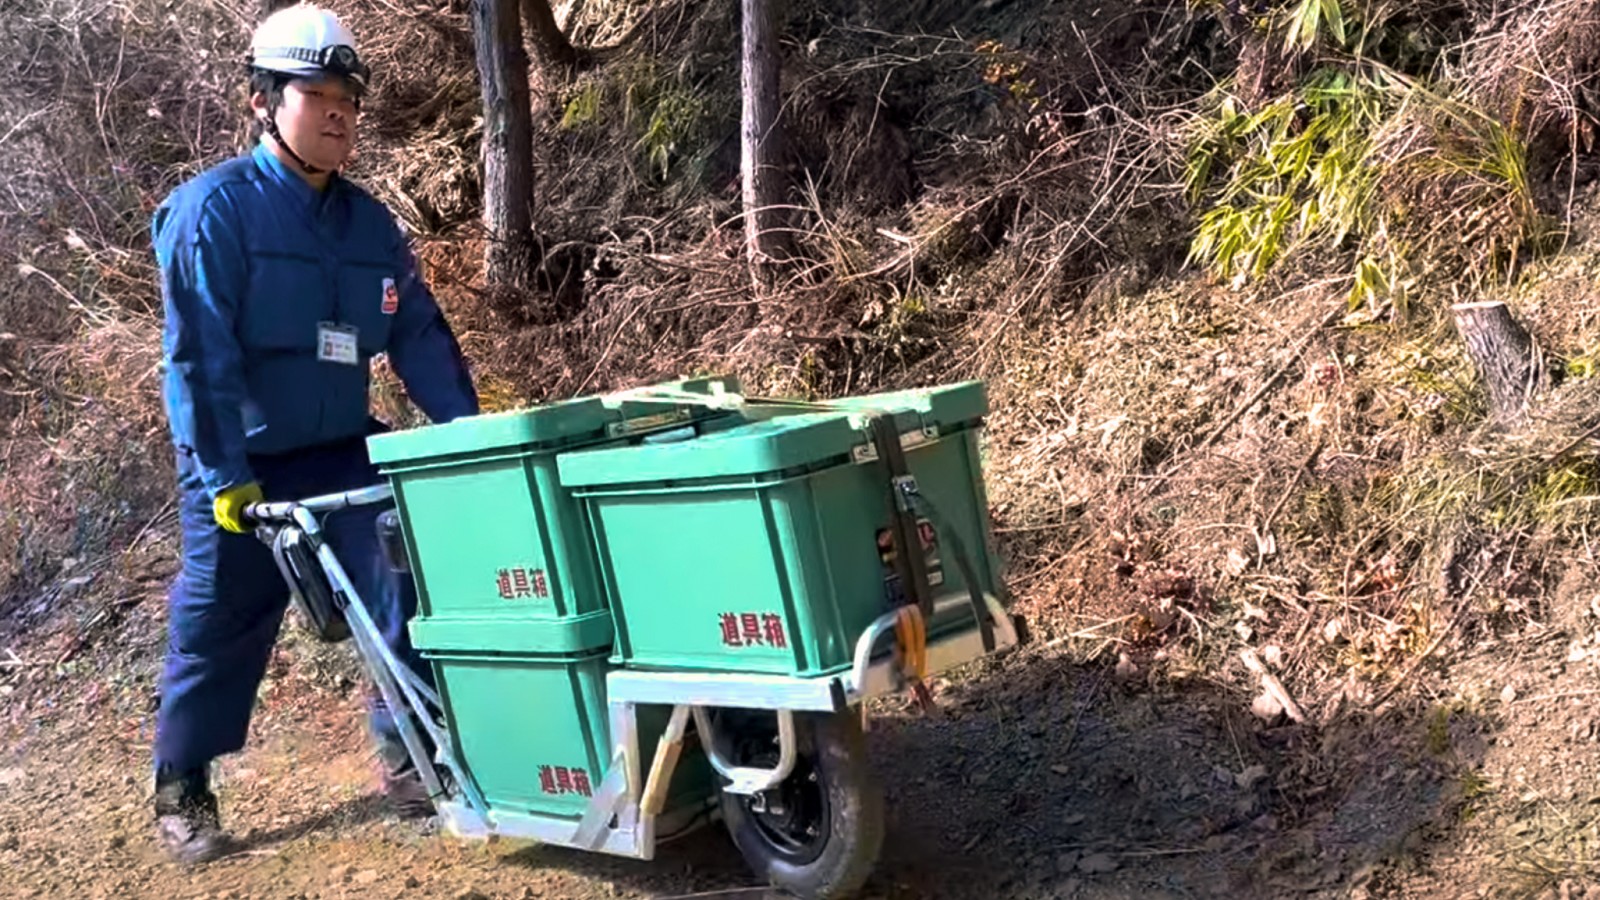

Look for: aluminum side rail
[605,593,1019,712]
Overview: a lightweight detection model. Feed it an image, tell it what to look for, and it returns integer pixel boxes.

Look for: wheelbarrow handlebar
[245,484,394,525]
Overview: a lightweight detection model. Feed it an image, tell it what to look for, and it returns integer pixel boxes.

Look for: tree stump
[1452,300,1547,427]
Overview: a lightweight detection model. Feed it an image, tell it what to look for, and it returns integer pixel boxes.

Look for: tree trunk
[1453,300,1548,427]
[741,0,788,281]
[519,0,579,71]
[471,0,537,291]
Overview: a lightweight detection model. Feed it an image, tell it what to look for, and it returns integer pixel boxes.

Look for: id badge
[317,322,360,366]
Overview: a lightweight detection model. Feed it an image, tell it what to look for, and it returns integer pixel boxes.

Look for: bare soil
[3,553,1598,900]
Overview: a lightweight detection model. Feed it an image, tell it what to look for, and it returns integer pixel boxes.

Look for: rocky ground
[3,559,1598,900]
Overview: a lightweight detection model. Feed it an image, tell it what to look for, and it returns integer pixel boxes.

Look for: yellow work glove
[213,482,265,534]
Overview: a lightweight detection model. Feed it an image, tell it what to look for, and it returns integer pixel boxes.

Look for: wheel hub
[739,752,829,864]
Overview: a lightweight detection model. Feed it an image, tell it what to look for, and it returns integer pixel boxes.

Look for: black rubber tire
[717,710,884,900]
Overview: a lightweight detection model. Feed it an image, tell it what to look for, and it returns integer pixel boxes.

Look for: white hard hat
[248,4,369,91]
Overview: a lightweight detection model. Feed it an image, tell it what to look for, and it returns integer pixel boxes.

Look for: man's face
[254,74,360,173]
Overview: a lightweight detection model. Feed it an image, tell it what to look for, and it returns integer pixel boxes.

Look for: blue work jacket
[153,142,479,497]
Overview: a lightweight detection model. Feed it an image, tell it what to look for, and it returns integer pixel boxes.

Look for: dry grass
[1457,0,1600,195]
[3,0,1600,801]
[957,0,1600,709]
[0,0,250,602]
[337,0,482,234]
[5,9,1600,899]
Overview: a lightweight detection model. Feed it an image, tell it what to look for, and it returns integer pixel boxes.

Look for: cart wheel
[717,710,884,900]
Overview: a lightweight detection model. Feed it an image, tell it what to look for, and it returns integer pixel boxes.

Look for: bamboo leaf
[1320,0,1346,47]
[1287,0,1321,54]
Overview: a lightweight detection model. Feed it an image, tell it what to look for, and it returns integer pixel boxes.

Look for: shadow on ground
[495,646,1494,900]
[235,793,390,850]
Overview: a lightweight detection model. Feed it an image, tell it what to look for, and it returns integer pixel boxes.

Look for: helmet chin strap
[263,110,328,177]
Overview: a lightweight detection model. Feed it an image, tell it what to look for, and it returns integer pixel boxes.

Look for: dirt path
[2,613,1597,900]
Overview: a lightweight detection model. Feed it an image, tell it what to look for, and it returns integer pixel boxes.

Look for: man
[149,3,479,864]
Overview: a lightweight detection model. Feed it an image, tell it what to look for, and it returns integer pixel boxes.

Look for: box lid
[802,380,988,432]
[367,396,620,467]
[368,374,749,468]
[600,374,746,438]
[556,412,862,486]
[604,374,744,414]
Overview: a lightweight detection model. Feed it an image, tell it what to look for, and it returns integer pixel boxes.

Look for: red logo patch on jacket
[381,277,399,315]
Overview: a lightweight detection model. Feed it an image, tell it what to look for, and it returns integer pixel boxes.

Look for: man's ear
[249,91,270,120]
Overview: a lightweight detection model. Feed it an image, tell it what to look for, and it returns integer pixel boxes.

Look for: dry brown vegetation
[7,0,1600,893]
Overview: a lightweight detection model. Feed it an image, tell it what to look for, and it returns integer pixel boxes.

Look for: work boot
[371,700,439,820]
[154,767,233,865]
[380,760,436,819]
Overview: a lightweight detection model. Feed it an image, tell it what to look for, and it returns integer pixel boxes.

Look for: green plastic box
[556,381,1001,676]
[367,396,619,631]
[365,377,743,651]
[424,645,713,821]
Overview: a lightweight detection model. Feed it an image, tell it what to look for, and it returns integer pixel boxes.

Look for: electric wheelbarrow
[246,377,1025,900]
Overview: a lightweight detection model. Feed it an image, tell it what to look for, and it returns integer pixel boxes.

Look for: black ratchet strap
[867,413,996,655]
[903,485,996,654]
[868,414,935,622]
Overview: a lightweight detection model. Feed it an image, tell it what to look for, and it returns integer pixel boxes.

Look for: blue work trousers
[152,432,430,776]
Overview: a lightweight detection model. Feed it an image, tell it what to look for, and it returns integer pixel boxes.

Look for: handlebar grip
[239,484,394,528]
[244,500,293,524]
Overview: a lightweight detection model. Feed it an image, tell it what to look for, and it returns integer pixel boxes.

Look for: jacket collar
[251,141,347,216]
